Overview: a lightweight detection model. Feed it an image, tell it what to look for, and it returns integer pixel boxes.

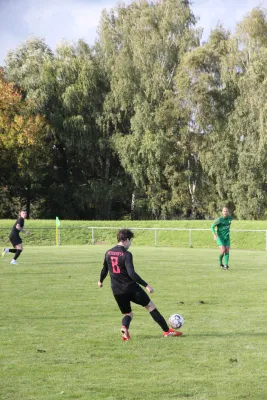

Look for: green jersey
[211,216,232,240]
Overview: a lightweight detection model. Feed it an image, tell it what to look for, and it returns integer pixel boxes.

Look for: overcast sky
[0,0,265,65]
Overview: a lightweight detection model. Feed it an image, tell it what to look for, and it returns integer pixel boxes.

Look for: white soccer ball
[169,313,184,329]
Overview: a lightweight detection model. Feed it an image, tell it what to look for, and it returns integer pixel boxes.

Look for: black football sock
[9,249,16,253]
[150,309,169,332]
[122,315,132,329]
[14,250,22,260]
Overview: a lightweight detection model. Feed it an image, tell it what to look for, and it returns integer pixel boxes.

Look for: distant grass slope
[0,219,267,250]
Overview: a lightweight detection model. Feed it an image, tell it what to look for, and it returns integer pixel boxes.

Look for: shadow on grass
[1,272,67,275]
[141,335,185,340]
[185,332,267,338]
[141,331,267,339]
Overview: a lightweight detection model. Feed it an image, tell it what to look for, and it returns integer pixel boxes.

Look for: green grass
[1,245,267,399]
[0,219,267,249]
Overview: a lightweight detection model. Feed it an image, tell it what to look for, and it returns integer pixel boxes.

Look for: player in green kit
[211,207,232,270]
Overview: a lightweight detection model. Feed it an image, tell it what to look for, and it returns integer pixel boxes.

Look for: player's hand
[146,284,154,294]
[98,281,103,288]
[213,234,217,240]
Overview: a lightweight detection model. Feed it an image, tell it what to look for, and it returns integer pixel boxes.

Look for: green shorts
[216,237,230,247]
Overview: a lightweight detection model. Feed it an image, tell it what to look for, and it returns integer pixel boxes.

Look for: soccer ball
[169,314,184,330]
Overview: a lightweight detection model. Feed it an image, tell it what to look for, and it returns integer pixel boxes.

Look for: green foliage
[226,9,267,218]
[2,5,267,220]
[4,38,131,219]
[176,8,267,219]
[0,68,51,217]
[100,0,200,218]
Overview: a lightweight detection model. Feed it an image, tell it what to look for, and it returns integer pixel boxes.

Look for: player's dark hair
[18,209,27,216]
[117,229,134,242]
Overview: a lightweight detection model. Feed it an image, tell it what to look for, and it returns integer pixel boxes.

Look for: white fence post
[189,229,192,248]
[92,227,95,244]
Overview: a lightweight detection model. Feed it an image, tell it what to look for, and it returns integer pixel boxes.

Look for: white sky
[0,0,265,65]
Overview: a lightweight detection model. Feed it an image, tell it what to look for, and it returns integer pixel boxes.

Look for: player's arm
[98,257,108,288]
[16,218,30,234]
[16,225,30,234]
[125,252,154,293]
[211,218,220,240]
[16,217,24,232]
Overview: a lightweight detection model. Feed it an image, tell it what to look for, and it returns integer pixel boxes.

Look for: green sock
[224,253,229,266]
[219,254,224,265]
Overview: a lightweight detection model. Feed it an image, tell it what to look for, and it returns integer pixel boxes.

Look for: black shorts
[9,232,22,247]
[114,286,151,314]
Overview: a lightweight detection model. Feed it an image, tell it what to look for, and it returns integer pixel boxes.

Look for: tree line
[1,1,267,220]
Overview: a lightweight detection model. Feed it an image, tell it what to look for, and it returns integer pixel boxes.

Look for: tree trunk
[131,191,135,220]
[26,183,31,218]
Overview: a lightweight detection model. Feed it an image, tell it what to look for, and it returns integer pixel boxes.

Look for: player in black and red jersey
[2,210,30,265]
[98,229,182,340]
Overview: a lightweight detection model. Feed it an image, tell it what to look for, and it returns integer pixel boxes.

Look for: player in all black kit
[2,210,29,265]
[98,229,182,340]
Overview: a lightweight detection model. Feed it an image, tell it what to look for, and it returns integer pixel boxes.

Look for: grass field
[1,245,267,400]
[1,219,267,249]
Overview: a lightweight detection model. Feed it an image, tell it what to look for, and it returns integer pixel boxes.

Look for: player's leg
[224,245,230,269]
[145,300,169,331]
[2,247,16,257]
[4,235,20,262]
[121,311,132,341]
[114,293,132,340]
[131,287,182,336]
[217,239,226,267]
[145,301,182,336]
[219,246,225,268]
[10,243,23,265]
